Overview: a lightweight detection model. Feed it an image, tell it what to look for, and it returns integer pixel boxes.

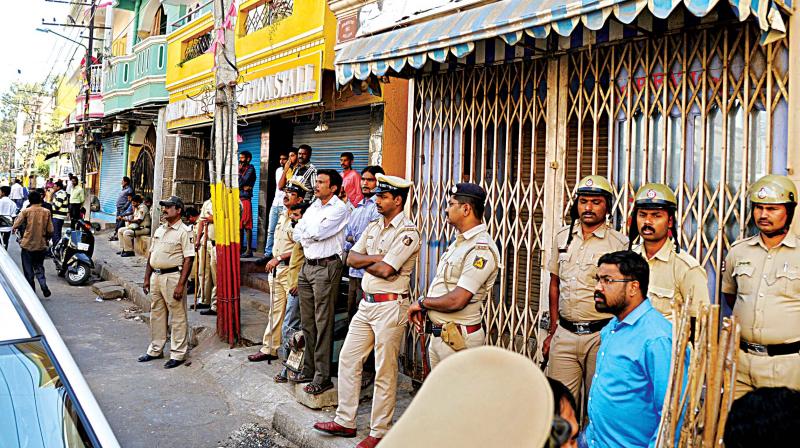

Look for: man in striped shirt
[279,144,316,203]
[51,181,69,248]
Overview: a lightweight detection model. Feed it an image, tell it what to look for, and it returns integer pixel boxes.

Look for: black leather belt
[740,340,800,357]
[153,267,181,275]
[306,254,340,266]
[559,317,611,335]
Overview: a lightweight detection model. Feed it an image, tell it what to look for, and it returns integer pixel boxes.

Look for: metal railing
[89,64,103,94]
[181,31,212,64]
[244,0,293,34]
[170,0,213,32]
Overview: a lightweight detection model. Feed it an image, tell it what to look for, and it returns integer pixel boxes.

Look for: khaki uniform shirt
[426,224,501,325]
[272,212,294,258]
[12,205,53,252]
[633,239,710,318]
[352,213,421,295]
[128,203,151,229]
[149,220,196,270]
[549,224,628,322]
[200,200,215,242]
[722,234,800,345]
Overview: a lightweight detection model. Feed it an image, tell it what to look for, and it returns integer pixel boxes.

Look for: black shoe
[116,251,123,255]
[200,309,217,316]
[138,353,164,362]
[192,303,211,310]
[120,251,135,257]
[241,252,254,259]
[109,236,118,241]
[41,287,51,298]
[254,256,270,265]
[164,359,185,369]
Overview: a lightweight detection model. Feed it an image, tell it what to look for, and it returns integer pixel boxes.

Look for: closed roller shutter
[99,135,128,216]
[292,106,371,173]
[238,123,262,247]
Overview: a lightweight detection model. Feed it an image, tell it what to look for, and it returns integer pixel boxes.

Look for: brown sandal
[304,381,334,395]
[273,372,288,383]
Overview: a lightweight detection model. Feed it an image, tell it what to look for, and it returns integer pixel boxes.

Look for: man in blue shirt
[582,250,675,448]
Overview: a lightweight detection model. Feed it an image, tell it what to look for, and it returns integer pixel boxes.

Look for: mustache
[594,291,605,300]
[641,225,655,233]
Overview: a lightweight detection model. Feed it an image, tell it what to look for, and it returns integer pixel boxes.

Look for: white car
[0,246,119,447]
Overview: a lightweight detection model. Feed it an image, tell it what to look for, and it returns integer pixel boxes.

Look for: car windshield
[0,339,94,447]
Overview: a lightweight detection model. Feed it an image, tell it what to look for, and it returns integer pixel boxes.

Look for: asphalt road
[6,240,262,448]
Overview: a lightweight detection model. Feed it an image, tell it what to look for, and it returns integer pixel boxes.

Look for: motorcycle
[52,219,95,286]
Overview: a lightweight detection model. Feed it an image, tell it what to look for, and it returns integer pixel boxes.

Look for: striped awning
[335,0,788,84]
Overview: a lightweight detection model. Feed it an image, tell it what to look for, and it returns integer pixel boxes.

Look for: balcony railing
[171,0,213,32]
[181,31,212,65]
[244,0,294,34]
[82,64,103,95]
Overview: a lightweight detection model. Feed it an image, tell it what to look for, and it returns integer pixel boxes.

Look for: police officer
[248,179,308,362]
[407,183,500,369]
[314,175,420,448]
[117,194,151,257]
[722,174,800,398]
[138,196,196,369]
[544,175,627,406]
[629,183,709,319]
[196,198,217,315]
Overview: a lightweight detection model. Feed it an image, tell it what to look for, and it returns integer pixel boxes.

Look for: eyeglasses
[595,275,635,286]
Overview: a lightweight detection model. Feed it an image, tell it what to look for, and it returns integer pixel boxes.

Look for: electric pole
[81,0,96,186]
[211,0,241,346]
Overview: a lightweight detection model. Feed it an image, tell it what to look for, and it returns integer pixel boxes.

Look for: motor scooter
[52,219,95,286]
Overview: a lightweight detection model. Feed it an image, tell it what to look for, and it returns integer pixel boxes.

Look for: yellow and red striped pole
[211,0,241,346]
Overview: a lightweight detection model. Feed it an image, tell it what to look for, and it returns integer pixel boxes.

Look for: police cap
[284,179,310,194]
[159,195,185,210]
[449,183,487,204]
[576,175,614,197]
[373,174,413,194]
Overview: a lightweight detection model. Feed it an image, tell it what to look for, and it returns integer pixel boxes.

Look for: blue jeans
[52,218,64,247]
[263,204,285,256]
[279,293,301,361]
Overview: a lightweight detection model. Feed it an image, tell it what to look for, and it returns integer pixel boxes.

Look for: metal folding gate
[404,20,790,379]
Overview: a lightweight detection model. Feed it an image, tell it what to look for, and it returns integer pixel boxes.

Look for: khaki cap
[159,195,185,210]
[284,179,310,194]
[749,174,797,204]
[634,183,677,209]
[576,175,614,197]
[381,346,553,448]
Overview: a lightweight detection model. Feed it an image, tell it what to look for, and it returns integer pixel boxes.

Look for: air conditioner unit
[112,121,129,134]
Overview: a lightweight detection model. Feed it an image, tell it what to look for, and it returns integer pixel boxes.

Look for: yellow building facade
[164,0,409,251]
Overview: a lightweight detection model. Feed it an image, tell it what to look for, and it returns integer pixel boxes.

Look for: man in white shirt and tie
[292,168,350,396]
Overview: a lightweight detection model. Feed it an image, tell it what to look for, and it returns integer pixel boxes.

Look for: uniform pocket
[732,264,756,295]
[775,268,800,297]
[648,286,676,316]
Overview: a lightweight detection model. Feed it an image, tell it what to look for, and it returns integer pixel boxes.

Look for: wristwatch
[417,297,427,311]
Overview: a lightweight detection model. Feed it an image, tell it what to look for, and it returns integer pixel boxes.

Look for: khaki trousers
[146,272,189,361]
[734,349,800,399]
[298,259,344,384]
[260,266,290,356]
[118,227,149,252]
[198,241,217,311]
[428,327,485,370]
[335,299,408,437]
[546,325,601,407]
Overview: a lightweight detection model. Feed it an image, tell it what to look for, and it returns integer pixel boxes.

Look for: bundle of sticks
[656,299,741,447]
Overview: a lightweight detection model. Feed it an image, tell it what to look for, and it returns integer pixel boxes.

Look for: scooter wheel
[66,262,91,286]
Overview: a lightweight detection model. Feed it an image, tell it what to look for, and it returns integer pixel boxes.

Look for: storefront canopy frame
[335,0,789,84]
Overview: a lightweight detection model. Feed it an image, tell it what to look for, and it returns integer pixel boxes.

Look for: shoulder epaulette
[731,235,756,247]
[675,251,702,269]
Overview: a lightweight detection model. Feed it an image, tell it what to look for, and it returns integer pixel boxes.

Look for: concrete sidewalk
[90,228,416,448]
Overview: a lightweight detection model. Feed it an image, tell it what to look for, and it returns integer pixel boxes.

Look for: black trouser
[347,276,375,375]
[69,204,82,229]
[298,258,344,385]
[52,218,64,247]
[0,231,10,249]
[21,249,48,291]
